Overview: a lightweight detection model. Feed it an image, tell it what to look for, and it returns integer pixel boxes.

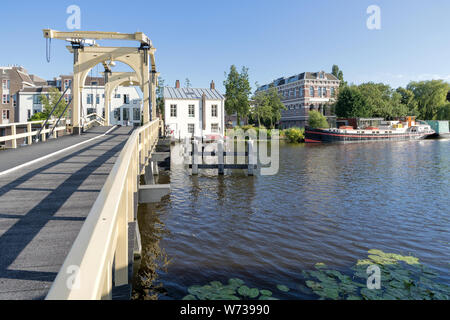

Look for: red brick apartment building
[256,71,340,128]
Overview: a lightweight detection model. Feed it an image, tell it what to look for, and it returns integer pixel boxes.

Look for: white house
[17,84,142,125]
[163,80,225,140]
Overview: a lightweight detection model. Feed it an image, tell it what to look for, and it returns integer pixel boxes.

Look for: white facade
[163,85,225,140]
[17,86,142,125]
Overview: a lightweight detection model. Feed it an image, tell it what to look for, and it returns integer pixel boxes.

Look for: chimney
[210,80,215,90]
[175,80,180,89]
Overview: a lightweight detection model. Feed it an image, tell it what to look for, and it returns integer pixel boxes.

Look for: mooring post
[218,139,224,175]
[192,139,199,175]
[248,139,255,176]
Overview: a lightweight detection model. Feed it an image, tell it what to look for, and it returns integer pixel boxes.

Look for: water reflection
[134,140,450,300]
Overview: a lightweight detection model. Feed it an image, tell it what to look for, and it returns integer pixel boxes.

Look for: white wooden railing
[82,113,106,131]
[45,119,160,300]
[0,119,67,148]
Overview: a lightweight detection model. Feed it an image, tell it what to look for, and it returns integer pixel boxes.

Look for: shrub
[308,110,329,128]
[284,127,304,143]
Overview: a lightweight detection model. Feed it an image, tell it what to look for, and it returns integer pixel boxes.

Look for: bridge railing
[45,119,160,300]
[82,113,106,131]
[0,119,67,149]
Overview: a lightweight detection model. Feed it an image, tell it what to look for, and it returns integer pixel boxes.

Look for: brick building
[256,71,340,128]
[0,66,41,124]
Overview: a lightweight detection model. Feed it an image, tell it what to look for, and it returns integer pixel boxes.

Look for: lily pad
[260,289,272,296]
[182,294,197,300]
[276,284,290,292]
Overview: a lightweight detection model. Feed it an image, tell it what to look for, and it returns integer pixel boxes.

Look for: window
[2,94,10,104]
[114,93,121,99]
[96,94,100,104]
[320,73,324,79]
[170,104,177,117]
[91,81,98,86]
[330,87,335,97]
[318,87,322,97]
[211,123,219,133]
[2,80,10,90]
[133,108,140,121]
[300,87,304,97]
[2,110,9,120]
[188,124,195,134]
[323,87,327,97]
[211,105,218,117]
[188,104,195,117]
[310,86,314,97]
[123,94,130,104]
[123,108,130,121]
[27,109,31,119]
[12,95,17,107]
[87,94,93,105]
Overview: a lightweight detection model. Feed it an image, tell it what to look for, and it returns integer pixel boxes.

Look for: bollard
[192,140,199,175]
[218,140,224,175]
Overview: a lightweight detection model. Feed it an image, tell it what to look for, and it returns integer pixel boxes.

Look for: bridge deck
[0,126,133,299]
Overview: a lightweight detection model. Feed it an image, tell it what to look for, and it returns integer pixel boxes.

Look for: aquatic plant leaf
[248,288,260,298]
[182,294,197,300]
[228,278,245,289]
[210,281,223,289]
[188,285,203,296]
[237,285,251,297]
[260,289,272,296]
[276,284,290,292]
[315,263,326,268]
[259,296,279,300]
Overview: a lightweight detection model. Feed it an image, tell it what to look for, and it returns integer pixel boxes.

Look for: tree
[39,87,68,119]
[331,65,346,87]
[308,110,329,128]
[266,86,285,128]
[251,90,272,127]
[407,80,449,119]
[396,87,419,116]
[436,103,450,120]
[224,65,252,126]
[156,76,165,117]
[335,85,369,118]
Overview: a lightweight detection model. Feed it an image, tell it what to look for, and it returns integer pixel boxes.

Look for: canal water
[133,139,450,300]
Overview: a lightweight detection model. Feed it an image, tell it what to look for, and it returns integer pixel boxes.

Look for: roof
[257,71,339,91]
[20,86,54,93]
[163,87,224,100]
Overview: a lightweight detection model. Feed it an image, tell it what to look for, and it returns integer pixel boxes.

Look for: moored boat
[305,118,435,143]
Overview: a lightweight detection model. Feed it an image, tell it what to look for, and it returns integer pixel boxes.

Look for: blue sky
[1,0,449,92]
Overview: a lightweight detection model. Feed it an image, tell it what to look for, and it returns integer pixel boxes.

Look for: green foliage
[283,127,304,143]
[331,65,346,87]
[436,103,450,120]
[335,82,422,119]
[302,250,450,300]
[39,87,68,119]
[251,87,285,128]
[407,80,449,119]
[29,112,48,121]
[184,278,280,300]
[308,110,329,128]
[156,76,165,117]
[224,65,252,126]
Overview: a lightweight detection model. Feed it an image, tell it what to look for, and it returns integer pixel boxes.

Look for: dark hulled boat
[305,123,435,143]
